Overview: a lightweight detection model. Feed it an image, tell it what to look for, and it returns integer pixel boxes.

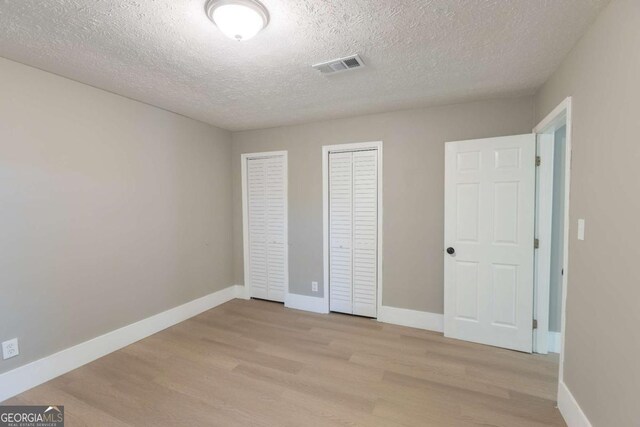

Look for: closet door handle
[446,247,455,255]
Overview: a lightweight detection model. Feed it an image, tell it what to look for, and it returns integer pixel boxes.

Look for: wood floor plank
[3,299,565,426]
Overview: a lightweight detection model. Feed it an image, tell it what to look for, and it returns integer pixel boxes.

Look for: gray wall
[535,0,640,424]
[0,57,233,375]
[549,125,566,333]
[232,97,535,313]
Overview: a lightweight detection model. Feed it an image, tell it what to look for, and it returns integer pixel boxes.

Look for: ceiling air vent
[312,54,365,75]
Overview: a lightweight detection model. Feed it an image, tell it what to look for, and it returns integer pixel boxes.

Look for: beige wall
[535,0,640,425]
[232,97,534,313]
[0,57,233,374]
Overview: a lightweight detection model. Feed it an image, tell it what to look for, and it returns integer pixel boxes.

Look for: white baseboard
[548,331,562,353]
[234,284,251,300]
[0,284,239,403]
[558,380,592,427]
[377,306,444,332]
[284,293,328,314]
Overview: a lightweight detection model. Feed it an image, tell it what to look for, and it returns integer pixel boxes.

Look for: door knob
[446,247,455,255]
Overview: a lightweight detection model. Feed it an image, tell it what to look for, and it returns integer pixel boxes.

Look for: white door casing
[242,152,288,302]
[328,147,379,317]
[444,134,536,352]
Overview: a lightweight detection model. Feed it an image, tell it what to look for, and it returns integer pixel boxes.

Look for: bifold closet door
[329,152,354,314]
[329,150,378,317]
[247,155,286,302]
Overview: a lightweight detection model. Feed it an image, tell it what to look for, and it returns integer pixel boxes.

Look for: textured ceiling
[0,0,608,131]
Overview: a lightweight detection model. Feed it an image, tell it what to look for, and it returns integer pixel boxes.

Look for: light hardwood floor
[5,299,565,426]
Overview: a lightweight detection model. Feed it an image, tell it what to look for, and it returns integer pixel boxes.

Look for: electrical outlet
[2,338,19,360]
[311,281,318,292]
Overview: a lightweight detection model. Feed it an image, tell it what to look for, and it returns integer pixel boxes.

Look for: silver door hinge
[534,238,539,249]
[533,319,538,329]
[535,156,541,166]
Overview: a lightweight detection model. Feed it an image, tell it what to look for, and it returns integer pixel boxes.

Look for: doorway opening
[532,97,573,406]
[442,97,572,360]
[534,106,570,354]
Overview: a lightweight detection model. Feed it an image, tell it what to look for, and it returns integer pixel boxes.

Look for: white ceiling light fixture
[205,0,269,41]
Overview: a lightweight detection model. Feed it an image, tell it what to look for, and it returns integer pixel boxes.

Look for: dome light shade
[205,0,269,41]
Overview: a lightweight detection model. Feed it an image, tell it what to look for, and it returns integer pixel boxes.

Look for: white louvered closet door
[329,149,378,317]
[265,156,286,302]
[352,150,378,317]
[329,152,354,314]
[247,158,268,300]
[247,155,287,302]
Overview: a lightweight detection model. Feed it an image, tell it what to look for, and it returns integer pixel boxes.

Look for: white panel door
[247,155,287,302]
[329,152,354,314]
[444,134,536,352]
[329,150,378,317]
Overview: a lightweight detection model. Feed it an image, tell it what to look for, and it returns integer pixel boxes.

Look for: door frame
[322,141,383,316]
[532,98,572,383]
[241,150,289,301]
